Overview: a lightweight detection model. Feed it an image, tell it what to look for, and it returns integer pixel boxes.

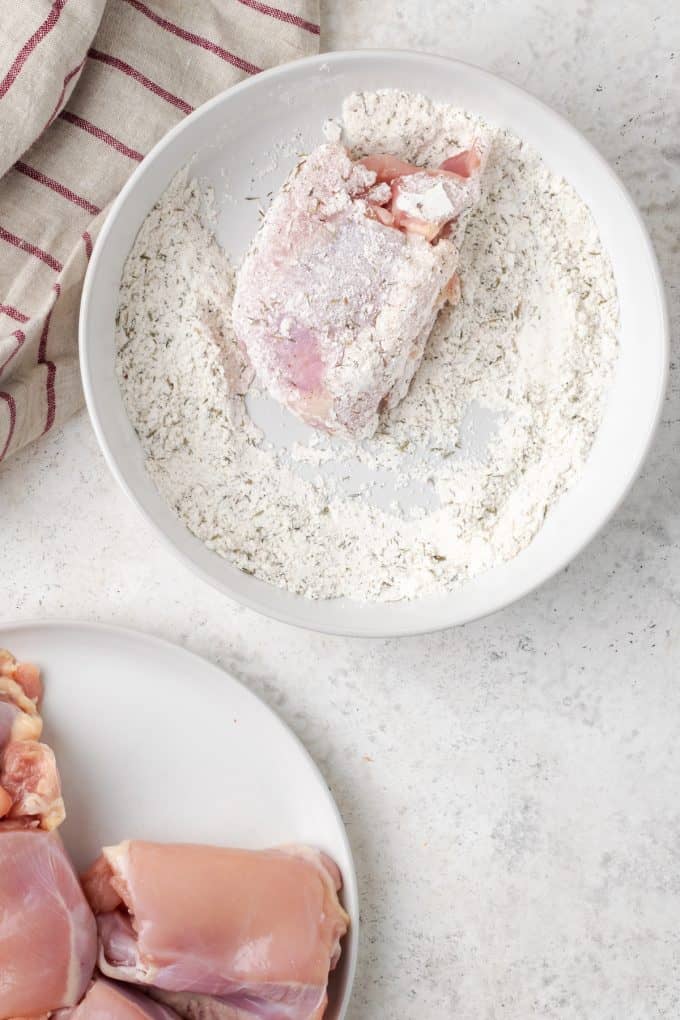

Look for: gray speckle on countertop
[2,2,680,1018]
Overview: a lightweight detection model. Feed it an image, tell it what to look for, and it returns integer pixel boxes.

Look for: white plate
[0,620,358,1019]
[80,50,668,637]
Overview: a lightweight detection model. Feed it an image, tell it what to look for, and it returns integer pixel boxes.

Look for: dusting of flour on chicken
[116,90,618,602]
[231,141,484,439]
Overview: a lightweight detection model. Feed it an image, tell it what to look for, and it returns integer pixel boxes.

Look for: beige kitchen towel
[0,0,320,461]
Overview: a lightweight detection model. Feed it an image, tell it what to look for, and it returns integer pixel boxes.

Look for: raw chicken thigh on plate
[0,830,98,1019]
[232,139,487,439]
[83,840,350,1020]
[0,650,97,1020]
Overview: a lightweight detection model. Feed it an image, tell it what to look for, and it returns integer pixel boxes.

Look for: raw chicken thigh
[0,830,98,1019]
[232,140,486,439]
[56,975,182,1019]
[82,840,350,1020]
[0,650,97,1020]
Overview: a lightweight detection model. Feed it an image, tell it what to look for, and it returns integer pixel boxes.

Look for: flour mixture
[116,90,619,601]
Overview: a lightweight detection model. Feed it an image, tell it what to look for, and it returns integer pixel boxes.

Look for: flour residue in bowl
[115,90,619,602]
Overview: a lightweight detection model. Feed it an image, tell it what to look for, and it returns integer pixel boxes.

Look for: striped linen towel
[0,0,320,461]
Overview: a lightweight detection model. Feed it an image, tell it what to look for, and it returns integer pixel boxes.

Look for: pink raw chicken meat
[56,975,182,1019]
[232,140,486,439]
[0,830,97,1019]
[0,646,64,830]
[82,840,350,1020]
[0,651,98,1020]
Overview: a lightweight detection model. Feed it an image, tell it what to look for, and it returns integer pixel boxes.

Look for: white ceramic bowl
[80,50,668,638]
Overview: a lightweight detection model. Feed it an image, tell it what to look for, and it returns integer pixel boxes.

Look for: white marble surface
[2,3,680,1017]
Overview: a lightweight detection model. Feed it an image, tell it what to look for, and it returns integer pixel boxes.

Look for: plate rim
[79,48,670,638]
[0,617,359,1018]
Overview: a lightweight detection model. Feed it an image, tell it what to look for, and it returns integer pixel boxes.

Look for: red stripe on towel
[37,285,60,435]
[88,49,193,114]
[0,391,17,461]
[14,161,101,215]
[59,111,144,162]
[121,0,262,75]
[46,57,87,128]
[0,0,68,101]
[0,304,29,324]
[0,226,63,272]
[235,0,320,35]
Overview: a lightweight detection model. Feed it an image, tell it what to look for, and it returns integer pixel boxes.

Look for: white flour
[116,90,619,602]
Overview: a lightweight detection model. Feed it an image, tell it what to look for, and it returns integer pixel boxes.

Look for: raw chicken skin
[55,976,181,1019]
[0,650,42,749]
[361,144,483,241]
[0,647,43,702]
[83,841,350,1020]
[232,140,486,439]
[0,830,97,1019]
[1,739,64,830]
[0,698,41,750]
[0,649,64,830]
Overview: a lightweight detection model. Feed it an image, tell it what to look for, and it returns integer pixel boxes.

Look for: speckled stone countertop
[2,2,679,1018]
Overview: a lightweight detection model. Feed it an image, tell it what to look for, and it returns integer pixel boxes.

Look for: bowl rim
[80,48,670,638]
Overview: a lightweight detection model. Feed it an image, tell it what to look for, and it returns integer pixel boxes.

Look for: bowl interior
[80,51,667,636]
